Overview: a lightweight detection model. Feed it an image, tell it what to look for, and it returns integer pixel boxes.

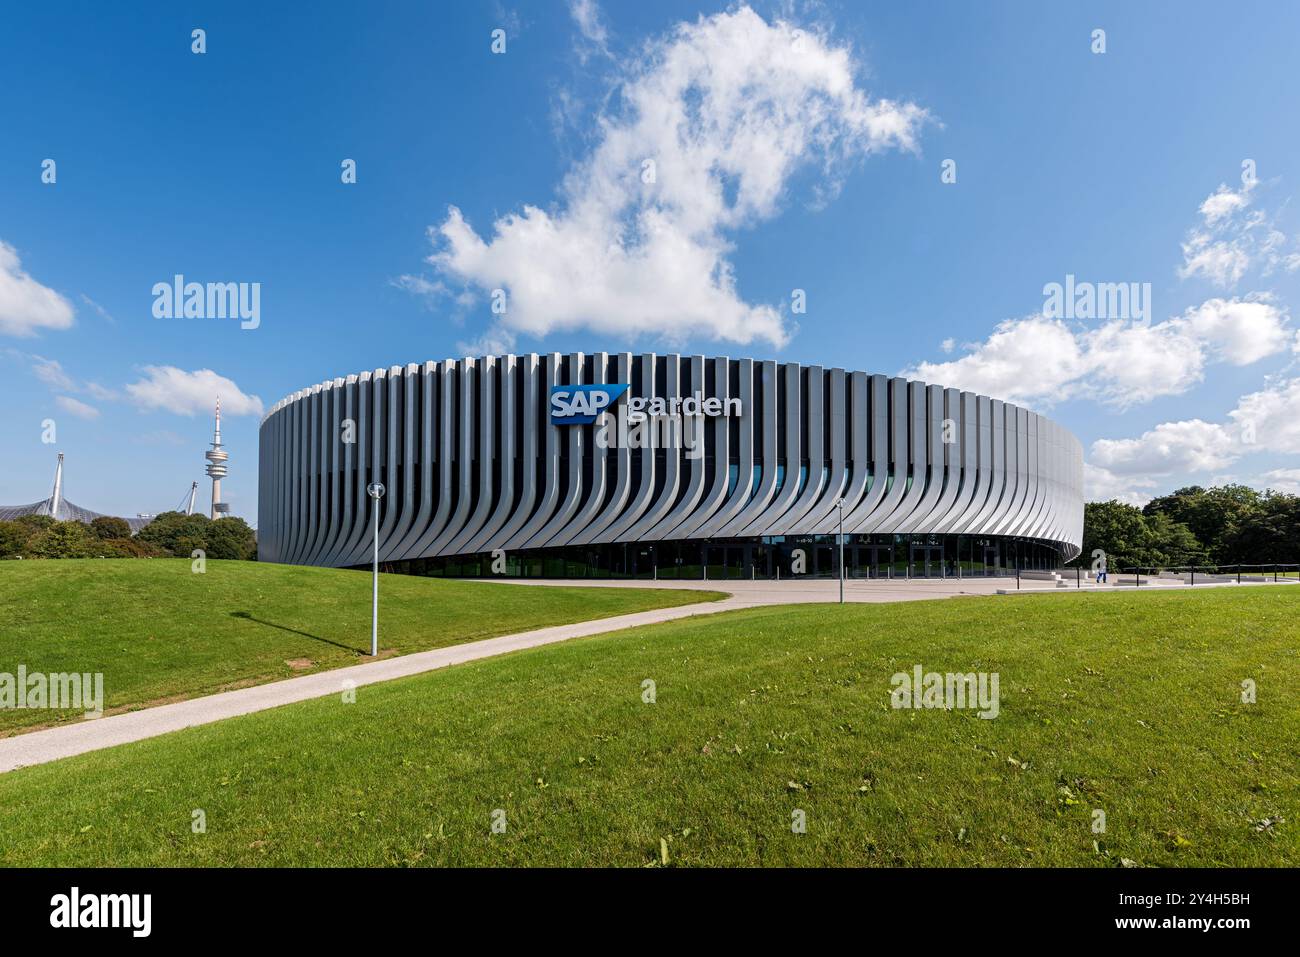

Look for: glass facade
[381,534,1066,580]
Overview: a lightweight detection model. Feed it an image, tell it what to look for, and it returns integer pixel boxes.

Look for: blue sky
[3,0,1300,520]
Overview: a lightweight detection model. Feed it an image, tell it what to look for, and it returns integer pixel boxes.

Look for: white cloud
[1179,177,1300,286]
[1178,234,1251,286]
[31,355,75,391]
[79,294,115,324]
[1257,468,1300,494]
[1198,182,1252,226]
[421,5,928,351]
[1229,376,1300,455]
[125,366,264,417]
[1081,376,1300,501]
[391,274,447,299]
[1257,467,1300,492]
[0,241,75,337]
[569,0,610,58]
[903,315,1083,407]
[902,297,1290,410]
[1090,419,1239,476]
[1178,296,1291,365]
[54,395,100,420]
[1077,319,1207,406]
[1083,462,1157,506]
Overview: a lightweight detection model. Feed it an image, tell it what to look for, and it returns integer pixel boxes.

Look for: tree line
[1074,484,1300,570]
[0,511,257,561]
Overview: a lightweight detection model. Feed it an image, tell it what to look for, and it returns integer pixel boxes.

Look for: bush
[29,521,94,559]
[205,517,257,560]
[132,511,257,560]
[135,512,211,556]
[0,521,32,558]
[89,516,133,540]
[13,514,55,534]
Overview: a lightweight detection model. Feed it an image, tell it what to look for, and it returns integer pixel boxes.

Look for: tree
[1145,484,1261,562]
[135,511,211,557]
[29,521,93,558]
[204,517,257,560]
[0,521,31,558]
[1076,500,1162,570]
[1220,493,1300,565]
[1145,512,1206,566]
[13,514,55,534]
[89,515,132,540]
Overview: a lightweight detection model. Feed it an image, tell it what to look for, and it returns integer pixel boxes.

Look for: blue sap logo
[550,384,630,425]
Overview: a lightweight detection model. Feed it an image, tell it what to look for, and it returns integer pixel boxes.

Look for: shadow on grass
[230,611,364,655]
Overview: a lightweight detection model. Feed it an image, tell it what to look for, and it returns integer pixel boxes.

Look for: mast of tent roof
[49,453,64,518]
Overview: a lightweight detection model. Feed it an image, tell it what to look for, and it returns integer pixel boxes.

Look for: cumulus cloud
[0,241,75,337]
[54,395,100,420]
[1082,376,1300,502]
[416,5,928,352]
[125,366,264,417]
[1229,375,1300,455]
[1179,296,1292,364]
[1198,182,1252,225]
[900,297,1289,410]
[1257,467,1300,494]
[1083,462,1158,506]
[903,316,1083,407]
[1090,419,1239,476]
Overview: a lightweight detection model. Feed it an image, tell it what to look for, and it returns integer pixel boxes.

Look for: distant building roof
[0,498,151,532]
[0,454,153,533]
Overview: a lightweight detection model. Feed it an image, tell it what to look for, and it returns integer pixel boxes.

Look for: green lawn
[1,585,1295,866]
[0,559,723,735]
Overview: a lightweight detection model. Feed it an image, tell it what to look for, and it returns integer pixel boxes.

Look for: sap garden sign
[550,384,742,426]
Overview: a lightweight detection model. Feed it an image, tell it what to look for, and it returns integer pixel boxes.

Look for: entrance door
[910,545,942,578]
[982,546,999,577]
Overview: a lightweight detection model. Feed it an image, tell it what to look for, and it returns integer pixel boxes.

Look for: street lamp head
[367,482,386,499]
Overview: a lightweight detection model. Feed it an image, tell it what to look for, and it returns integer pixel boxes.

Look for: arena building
[257,353,1083,579]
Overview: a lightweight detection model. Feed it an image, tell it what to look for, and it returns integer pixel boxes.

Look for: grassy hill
[0,559,723,735]
[0,585,1295,867]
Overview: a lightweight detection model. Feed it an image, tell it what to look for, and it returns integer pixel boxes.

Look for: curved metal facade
[257,353,1084,567]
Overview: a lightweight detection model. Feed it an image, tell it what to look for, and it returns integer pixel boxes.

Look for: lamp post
[367,482,385,656]
[835,499,845,605]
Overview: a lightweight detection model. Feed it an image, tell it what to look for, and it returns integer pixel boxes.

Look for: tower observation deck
[204,397,229,519]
